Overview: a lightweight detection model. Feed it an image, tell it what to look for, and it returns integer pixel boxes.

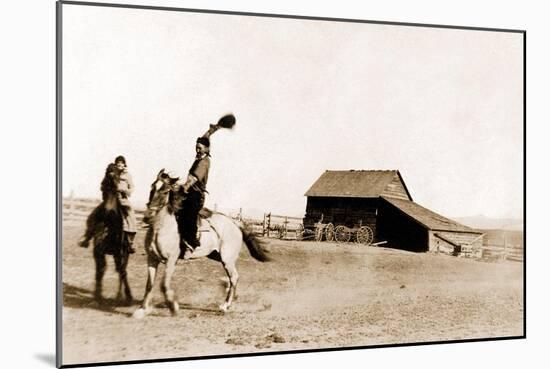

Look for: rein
[145,188,174,228]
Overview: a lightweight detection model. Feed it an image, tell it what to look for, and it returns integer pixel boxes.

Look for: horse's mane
[167,190,177,214]
[101,163,120,197]
[101,163,125,217]
[168,186,188,214]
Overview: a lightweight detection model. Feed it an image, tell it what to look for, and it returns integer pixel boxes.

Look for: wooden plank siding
[304,197,378,234]
[429,231,484,257]
[380,173,411,201]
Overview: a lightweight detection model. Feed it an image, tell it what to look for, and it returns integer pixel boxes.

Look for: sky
[61,4,524,219]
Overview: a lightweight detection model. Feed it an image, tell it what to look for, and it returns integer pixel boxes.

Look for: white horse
[133,169,269,318]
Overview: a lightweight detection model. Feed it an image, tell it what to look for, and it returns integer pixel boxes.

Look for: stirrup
[179,241,195,259]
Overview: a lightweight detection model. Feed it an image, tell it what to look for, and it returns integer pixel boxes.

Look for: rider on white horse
[175,124,220,258]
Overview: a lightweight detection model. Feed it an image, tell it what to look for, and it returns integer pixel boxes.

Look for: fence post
[267,213,271,238]
[68,190,75,215]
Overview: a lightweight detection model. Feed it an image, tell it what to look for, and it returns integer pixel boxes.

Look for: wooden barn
[304,170,484,255]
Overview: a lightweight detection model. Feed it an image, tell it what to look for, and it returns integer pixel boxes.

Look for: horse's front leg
[161,256,179,316]
[115,250,133,305]
[133,259,158,319]
[93,247,107,302]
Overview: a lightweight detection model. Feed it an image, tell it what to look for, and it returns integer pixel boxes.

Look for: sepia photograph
[57,1,524,367]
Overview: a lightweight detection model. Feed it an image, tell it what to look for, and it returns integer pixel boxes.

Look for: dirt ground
[61,222,524,366]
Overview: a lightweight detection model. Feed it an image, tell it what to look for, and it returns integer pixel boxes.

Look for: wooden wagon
[299,215,374,245]
[333,219,374,245]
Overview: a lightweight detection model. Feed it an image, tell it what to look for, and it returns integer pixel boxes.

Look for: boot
[78,236,90,248]
[178,238,196,259]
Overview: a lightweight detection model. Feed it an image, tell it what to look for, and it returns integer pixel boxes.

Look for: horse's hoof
[88,300,101,309]
[219,303,229,313]
[169,302,179,316]
[133,308,146,319]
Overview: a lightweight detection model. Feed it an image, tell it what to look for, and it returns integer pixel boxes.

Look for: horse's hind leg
[161,257,179,316]
[133,259,158,319]
[220,262,239,313]
[115,251,133,305]
[93,248,107,302]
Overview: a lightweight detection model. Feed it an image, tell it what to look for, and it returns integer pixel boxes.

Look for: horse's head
[143,169,179,224]
[101,163,121,211]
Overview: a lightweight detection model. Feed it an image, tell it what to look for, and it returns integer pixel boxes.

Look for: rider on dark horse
[79,155,137,253]
[175,125,220,258]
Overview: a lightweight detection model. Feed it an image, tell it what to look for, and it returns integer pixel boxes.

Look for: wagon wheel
[334,225,351,243]
[356,226,374,246]
[295,224,304,241]
[314,224,324,242]
[325,223,335,242]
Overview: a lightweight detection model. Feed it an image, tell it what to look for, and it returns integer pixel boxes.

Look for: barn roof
[382,196,482,234]
[304,170,412,200]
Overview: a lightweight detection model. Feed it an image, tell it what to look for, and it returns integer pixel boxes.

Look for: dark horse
[88,164,133,304]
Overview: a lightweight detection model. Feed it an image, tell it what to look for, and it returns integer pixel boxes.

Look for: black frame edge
[58,0,525,34]
[522,30,526,339]
[56,1,63,367]
[59,335,525,368]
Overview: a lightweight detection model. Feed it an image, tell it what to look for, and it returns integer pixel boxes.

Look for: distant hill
[452,216,524,231]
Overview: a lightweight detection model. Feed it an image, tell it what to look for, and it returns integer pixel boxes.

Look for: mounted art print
[56,1,525,367]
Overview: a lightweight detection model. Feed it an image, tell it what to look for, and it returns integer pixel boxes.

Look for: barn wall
[381,173,410,200]
[304,197,330,228]
[428,231,484,257]
[304,197,378,235]
[377,199,428,252]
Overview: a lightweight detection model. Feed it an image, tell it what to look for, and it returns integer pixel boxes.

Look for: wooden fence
[262,213,304,240]
[62,197,305,241]
[63,197,100,222]
[63,197,147,224]
[481,229,524,261]
[481,243,523,262]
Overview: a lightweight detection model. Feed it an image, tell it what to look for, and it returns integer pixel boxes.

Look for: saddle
[177,207,215,253]
[179,208,220,259]
[196,208,214,240]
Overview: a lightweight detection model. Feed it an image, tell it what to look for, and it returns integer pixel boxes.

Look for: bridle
[144,180,171,223]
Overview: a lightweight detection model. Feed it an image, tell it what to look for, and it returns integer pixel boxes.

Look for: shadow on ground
[62,283,133,317]
[63,283,226,318]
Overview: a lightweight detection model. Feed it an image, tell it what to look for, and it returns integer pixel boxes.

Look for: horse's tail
[241,224,270,262]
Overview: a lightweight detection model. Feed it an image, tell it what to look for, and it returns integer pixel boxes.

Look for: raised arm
[200,124,221,139]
